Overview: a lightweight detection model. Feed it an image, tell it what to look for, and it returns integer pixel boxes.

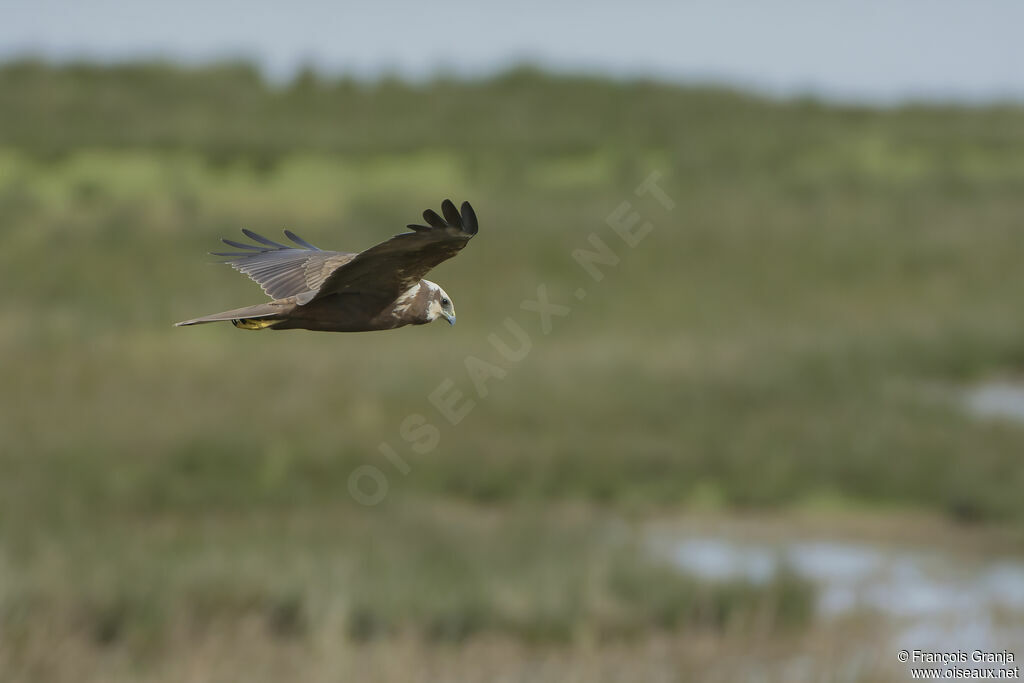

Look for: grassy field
[2,62,1024,680]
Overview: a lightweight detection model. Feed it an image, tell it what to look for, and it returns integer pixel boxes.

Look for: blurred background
[2,2,1024,681]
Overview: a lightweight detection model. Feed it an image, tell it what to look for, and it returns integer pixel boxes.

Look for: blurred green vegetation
[2,61,1024,674]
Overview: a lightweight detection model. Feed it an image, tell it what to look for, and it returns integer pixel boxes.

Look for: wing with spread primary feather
[306,200,478,315]
[211,229,355,300]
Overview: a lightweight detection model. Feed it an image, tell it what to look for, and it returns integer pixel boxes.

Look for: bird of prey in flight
[176,199,477,332]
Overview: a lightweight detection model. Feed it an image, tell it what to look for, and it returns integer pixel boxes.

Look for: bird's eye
[441,298,450,307]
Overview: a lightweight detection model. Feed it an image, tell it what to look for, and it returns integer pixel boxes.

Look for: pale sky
[2,0,1021,103]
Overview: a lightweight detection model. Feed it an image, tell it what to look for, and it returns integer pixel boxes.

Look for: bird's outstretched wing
[306,199,478,313]
[212,199,477,312]
[211,229,355,300]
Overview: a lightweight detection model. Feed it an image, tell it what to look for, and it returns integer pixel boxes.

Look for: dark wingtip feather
[284,229,319,250]
[459,201,478,234]
[440,199,462,228]
[241,228,288,249]
[221,238,263,251]
[417,199,478,235]
[406,223,432,232]
[422,209,447,229]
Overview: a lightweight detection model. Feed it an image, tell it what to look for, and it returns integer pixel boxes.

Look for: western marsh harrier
[176,199,477,332]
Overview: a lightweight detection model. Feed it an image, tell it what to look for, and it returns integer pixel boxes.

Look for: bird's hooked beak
[443,312,456,326]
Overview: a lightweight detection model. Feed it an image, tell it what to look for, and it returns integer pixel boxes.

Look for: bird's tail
[174,302,287,329]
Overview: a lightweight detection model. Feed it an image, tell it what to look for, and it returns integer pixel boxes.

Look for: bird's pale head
[424,281,456,326]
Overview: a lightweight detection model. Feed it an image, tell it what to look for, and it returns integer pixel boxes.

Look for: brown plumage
[175,199,477,332]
